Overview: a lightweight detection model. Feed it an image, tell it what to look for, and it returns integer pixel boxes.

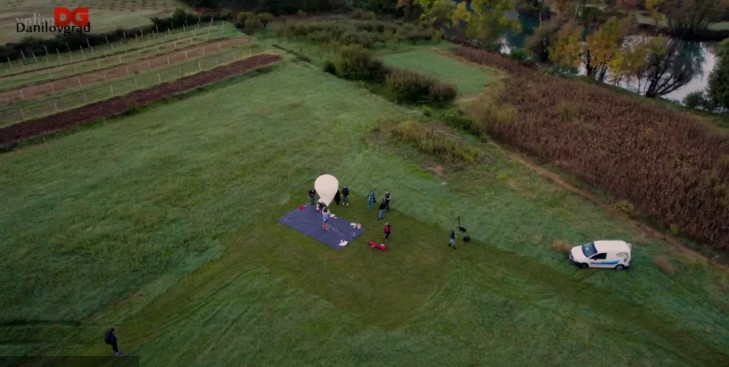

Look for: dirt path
[0,54,281,146]
[493,142,728,267]
[0,38,249,104]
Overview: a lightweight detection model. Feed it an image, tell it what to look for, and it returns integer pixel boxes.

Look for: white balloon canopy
[314,174,339,206]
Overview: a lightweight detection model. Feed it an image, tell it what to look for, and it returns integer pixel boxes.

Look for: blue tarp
[277,204,366,250]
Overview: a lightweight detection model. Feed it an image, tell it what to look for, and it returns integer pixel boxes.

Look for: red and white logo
[54,7,89,27]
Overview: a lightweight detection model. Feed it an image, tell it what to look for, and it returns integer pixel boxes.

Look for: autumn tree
[659,0,727,38]
[552,0,588,20]
[611,36,701,97]
[526,19,563,62]
[708,38,729,110]
[416,0,519,43]
[549,21,583,69]
[452,1,471,29]
[583,17,632,82]
[467,0,521,43]
[549,17,632,81]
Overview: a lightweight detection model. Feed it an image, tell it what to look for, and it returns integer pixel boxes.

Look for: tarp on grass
[277,204,365,250]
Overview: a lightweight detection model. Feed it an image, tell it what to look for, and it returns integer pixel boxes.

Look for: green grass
[0,45,265,128]
[380,48,499,97]
[0,60,727,366]
[0,22,239,91]
[709,21,729,31]
[0,0,184,45]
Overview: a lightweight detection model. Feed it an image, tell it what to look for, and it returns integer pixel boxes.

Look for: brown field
[455,46,729,253]
[0,38,248,103]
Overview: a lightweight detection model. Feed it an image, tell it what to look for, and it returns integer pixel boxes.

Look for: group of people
[308,186,459,249]
[308,187,393,239]
[367,190,391,220]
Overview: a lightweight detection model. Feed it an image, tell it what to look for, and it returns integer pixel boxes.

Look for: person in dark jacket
[384,191,392,211]
[342,186,350,206]
[334,190,341,205]
[378,199,387,220]
[449,230,456,249]
[105,328,121,356]
[384,222,391,239]
[308,189,316,205]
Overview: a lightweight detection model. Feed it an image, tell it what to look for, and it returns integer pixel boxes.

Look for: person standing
[384,191,392,212]
[449,230,456,249]
[334,190,341,205]
[378,199,387,220]
[105,328,121,356]
[367,190,376,209]
[342,186,350,206]
[384,222,391,239]
[322,207,330,231]
[308,189,316,206]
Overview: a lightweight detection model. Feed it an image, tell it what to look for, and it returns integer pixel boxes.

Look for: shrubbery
[442,109,484,136]
[552,240,572,254]
[389,121,484,164]
[683,91,716,111]
[336,46,387,81]
[385,69,456,105]
[280,20,434,49]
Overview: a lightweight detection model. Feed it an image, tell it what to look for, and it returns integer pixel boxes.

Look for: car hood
[570,247,586,261]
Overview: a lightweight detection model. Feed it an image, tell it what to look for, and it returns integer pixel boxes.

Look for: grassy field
[0,50,727,365]
[0,44,263,128]
[0,0,184,45]
[0,22,237,91]
[380,48,499,97]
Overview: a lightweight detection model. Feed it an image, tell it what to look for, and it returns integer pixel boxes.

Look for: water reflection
[498,16,717,103]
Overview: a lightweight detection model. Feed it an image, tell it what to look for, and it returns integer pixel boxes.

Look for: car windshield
[582,242,597,257]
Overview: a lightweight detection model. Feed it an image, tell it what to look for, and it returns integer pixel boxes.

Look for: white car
[569,240,632,270]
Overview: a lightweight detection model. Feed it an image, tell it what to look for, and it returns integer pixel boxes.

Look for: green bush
[509,48,529,61]
[278,20,419,49]
[244,16,264,33]
[336,46,387,81]
[352,9,377,20]
[612,199,635,217]
[236,11,255,27]
[390,121,484,164]
[684,91,704,109]
[259,13,275,29]
[442,109,483,136]
[385,69,456,105]
[683,91,715,111]
[323,60,337,75]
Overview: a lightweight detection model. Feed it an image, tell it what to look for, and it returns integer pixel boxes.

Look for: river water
[499,17,717,104]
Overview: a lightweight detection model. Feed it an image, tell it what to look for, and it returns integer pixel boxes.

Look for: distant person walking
[308,189,316,206]
[449,230,456,249]
[384,191,392,212]
[334,190,341,205]
[367,190,376,209]
[384,222,391,239]
[342,186,350,206]
[105,328,121,356]
[378,199,387,220]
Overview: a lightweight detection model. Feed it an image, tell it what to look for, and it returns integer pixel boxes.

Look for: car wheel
[615,265,625,271]
[580,263,588,269]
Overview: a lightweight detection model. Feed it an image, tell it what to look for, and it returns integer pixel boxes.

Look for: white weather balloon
[314,174,339,206]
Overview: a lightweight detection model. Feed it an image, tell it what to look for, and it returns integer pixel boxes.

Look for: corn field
[456,47,729,252]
